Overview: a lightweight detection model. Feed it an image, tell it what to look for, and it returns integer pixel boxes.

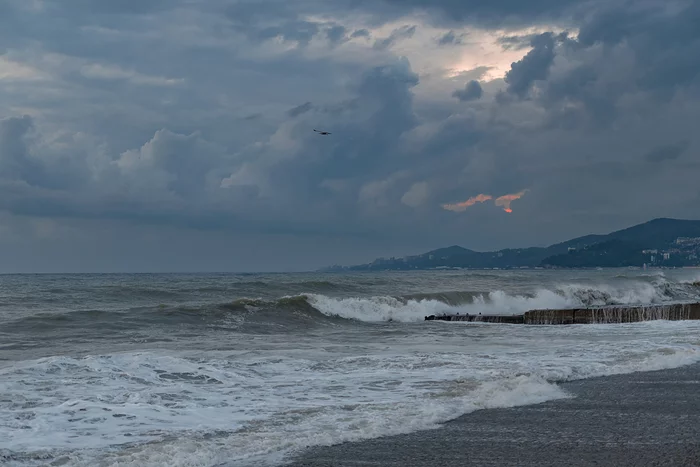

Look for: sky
[0,0,699,272]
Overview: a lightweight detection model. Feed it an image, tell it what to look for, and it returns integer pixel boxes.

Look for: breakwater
[424,302,700,325]
[424,314,524,324]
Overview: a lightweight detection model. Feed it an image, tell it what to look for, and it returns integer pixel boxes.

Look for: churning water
[2,269,700,466]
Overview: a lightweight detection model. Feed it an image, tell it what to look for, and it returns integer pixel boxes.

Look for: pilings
[424,302,700,325]
[424,314,524,324]
[524,302,700,324]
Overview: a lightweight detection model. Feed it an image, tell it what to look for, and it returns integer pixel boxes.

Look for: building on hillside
[676,237,700,246]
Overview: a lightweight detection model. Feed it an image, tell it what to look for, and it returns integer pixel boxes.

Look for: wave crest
[305,278,700,323]
[5,277,700,330]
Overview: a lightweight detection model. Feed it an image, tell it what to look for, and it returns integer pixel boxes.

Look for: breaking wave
[4,322,700,467]
[5,276,699,331]
[305,276,700,323]
[4,271,700,466]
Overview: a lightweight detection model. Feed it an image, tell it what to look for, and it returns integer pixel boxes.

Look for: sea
[2,268,700,467]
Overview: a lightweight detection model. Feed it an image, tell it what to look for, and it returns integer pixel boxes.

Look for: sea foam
[304,276,700,322]
[3,321,700,467]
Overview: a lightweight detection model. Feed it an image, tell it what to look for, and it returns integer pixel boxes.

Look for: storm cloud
[0,0,699,272]
[452,80,483,101]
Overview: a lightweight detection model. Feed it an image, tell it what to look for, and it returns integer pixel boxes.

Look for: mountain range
[321,218,700,271]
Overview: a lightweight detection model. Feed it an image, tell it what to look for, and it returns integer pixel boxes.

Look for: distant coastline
[321,218,700,272]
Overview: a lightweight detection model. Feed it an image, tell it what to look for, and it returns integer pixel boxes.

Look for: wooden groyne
[424,314,524,324]
[425,302,700,325]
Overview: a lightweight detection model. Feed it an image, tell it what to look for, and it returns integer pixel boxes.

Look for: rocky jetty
[425,302,700,325]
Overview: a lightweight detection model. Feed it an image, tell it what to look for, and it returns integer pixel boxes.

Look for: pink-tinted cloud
[494,190,528,213]
[442,190,528,213]
[442,194,492,212]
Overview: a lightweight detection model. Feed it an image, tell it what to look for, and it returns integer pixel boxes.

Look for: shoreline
[285,364,700,467]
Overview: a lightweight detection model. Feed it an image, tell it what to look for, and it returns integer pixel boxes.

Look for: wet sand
[286,364,700,467]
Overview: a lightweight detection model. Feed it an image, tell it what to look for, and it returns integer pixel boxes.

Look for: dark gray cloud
[223,1,343,47]
[498,1,700,128]
[257,20,321,46]
[437,30,466,45]
[373,25,417,50]
[452,80,483,101]
[576,4,653,47]
[0,116,88,190]
[0,116,41,185]
[224,1,296,27]
[326,25,348,45]
[644,142,690,163]
[287,102,314,117]
[0,55,422,246]
[399,0,700,246]
[1,0,700,271]
[504,32,557,97]
[356,0,600,26]
[257,58,421,200]
[497,34,537,50]
[351,29,371,38]
[46,0,176,15]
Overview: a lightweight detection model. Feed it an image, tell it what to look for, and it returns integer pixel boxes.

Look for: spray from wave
[305,277,700,323]
[4,271,700,467]
[5,276,699,331]
[4,322,700,467]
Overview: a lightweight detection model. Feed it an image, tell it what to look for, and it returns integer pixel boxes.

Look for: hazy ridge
[322,218,700,271]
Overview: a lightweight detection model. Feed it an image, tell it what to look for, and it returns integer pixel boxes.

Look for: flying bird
[313,129,331,135]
